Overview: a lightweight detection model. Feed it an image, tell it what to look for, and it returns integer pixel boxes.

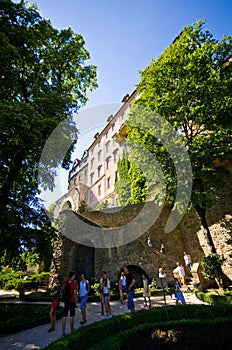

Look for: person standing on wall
[124,266,136,312]
[79,272,90,325]
[61,272,78,337]
[183,252,192,271]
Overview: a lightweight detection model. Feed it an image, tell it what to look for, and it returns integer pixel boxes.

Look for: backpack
[61,280,73,303]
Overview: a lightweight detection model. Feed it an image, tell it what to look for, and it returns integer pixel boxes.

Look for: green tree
[125,20,232,253]
[201,254,224,288]
[115,151,131,205]
[0,0,97,264]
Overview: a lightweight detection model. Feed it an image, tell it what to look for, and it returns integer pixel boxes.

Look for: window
[115,171,119,182]
[105,141,110,153]
[90,173,94,185]
[78,174,82,181]
[91,158,94,169]
[105,131,108,139]
[98,165,102,178]
[84,169,87,177]
[106,157,111,170]
[113,149,119,163]
[111,123,115,131]
[98,150,102,162]
[98,184,101,196]
[107,177,111,189]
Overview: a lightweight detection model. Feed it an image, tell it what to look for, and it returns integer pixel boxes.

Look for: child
[48,276,61,332]
[142,273,151,308]
[174,279,186,305]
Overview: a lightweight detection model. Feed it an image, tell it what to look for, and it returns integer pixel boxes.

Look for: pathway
[0,292,206,350]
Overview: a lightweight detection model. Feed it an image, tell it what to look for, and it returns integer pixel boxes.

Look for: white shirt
[100,278,110,294]
[177,265,185,277]
[184,254,191,265]
[159,272,167,279]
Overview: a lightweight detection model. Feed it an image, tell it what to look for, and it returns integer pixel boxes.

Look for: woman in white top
[100,271,112,319]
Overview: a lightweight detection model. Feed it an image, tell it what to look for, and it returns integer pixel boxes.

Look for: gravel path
[0,292,206,350]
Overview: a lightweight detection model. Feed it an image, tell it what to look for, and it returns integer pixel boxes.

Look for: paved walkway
[0,291,206,350]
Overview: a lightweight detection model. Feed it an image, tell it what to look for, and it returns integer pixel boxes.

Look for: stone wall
[50,169,232,288]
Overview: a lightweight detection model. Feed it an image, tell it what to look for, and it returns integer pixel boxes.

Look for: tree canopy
[116,20,232,252]
[0,0,97,267]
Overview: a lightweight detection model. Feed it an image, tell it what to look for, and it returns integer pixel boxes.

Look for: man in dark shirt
[124,266,136,312]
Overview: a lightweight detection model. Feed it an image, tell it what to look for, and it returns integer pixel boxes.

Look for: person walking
[184,252,192,271]
[61,272,78,336]
[79,273,90,325]
[174,279,186,304]
[100,271,112,319]
[124,266,136,312]
[158,267,172,299]
[173,262,187,289]
[48,276,61,332]
[142,273,151,308]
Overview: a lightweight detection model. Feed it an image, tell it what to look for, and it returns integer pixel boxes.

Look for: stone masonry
[50,169,232,289]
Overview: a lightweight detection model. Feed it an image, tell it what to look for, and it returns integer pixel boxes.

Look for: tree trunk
[195,204,217,254]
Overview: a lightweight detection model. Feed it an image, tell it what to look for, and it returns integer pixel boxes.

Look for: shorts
[80,295,88,310]
[51,300,59,310]
[63,301,76,317]
[102,293,109,303]
[127,290,135,310]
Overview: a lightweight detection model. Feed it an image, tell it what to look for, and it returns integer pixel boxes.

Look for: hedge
[43,304,232,350]
[0,304,64,334]
[195,290,232,305]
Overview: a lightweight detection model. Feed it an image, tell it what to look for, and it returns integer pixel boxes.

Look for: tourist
[173,262,187,290]
[174,279,186,304]
[158,267,172,299]
[79,272,90,325]
[99,272,104,316]
[124,266,136,312]
[118,271,127,304]
[184,252,192,271]
[48,276,61,332]
[160,244,165,254]
[100,271,112,319]
[142,273,151,307]
[61,272,78,336]
[147,235,153,247]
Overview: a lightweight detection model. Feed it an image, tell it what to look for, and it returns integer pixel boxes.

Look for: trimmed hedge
[43,304,232,350]
[195,290,232,305]
[0,304,63,334]
[89,318,232,350]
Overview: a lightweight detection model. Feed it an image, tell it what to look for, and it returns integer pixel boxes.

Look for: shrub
[0,304,63,334]
[43,304,232,350]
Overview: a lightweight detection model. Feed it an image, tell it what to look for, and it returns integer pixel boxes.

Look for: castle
[51,91,232,289]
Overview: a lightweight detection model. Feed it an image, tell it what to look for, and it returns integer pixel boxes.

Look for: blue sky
[30,0,232,108]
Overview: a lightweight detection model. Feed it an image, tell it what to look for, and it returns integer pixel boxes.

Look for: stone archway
[61,200,72,211]
[125,264,150,288]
